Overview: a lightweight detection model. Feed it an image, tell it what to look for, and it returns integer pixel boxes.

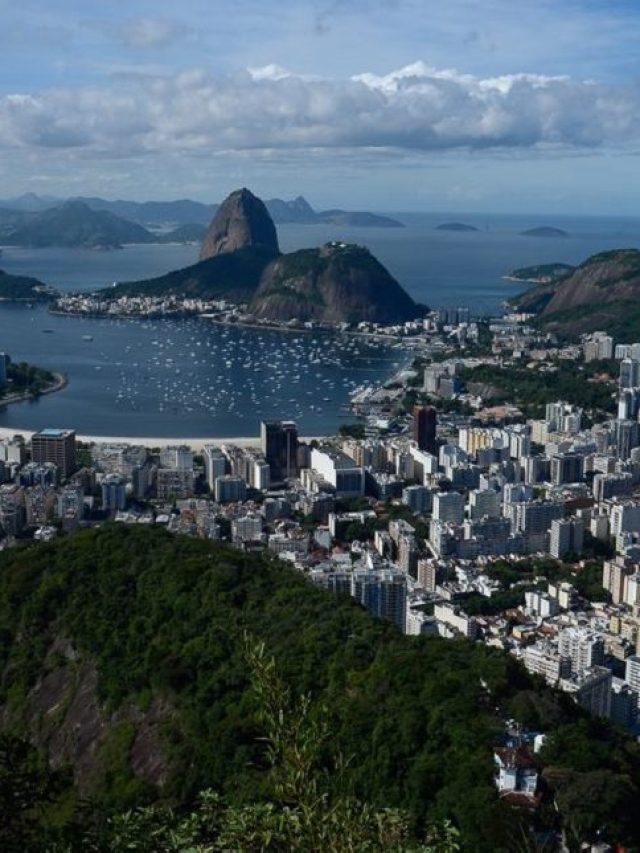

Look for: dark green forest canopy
[0,524,639,849]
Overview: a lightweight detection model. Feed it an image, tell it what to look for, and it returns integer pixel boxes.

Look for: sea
[0,212,638,438]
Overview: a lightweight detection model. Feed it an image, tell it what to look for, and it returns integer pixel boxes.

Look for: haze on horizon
[1,0,639,215]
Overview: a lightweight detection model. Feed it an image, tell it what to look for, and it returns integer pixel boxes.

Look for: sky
[1,0,639,213]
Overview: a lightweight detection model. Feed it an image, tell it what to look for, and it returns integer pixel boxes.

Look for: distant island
[504,262,575,284]
[435,222,479,232]
[520,226,569,238]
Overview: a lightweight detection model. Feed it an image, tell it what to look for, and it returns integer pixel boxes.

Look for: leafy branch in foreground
[83,638,461,852]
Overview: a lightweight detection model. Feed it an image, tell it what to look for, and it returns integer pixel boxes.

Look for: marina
[0,303,403,438]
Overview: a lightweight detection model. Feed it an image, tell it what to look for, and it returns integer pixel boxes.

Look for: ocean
[0,212,638,438]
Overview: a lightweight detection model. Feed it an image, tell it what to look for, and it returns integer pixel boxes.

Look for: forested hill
[1,524,639,849]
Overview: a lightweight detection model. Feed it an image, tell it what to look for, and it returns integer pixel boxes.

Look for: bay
[0,211,638,438]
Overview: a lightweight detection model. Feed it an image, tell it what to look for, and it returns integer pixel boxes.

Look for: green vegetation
[2,360,57,399]
[1,525,639,849]
[338,422,366,440]
[538,299,640,343]
[506,263,575,283]
[103,245,278,301]
[461,360,617,419]
[0,270,57,301]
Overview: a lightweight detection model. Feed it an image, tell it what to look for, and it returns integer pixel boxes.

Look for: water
[0,304,401,437]
[0,212,638,437]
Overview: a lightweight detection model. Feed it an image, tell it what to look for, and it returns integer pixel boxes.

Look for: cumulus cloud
[118,17,189,49]
[0,62,638,158]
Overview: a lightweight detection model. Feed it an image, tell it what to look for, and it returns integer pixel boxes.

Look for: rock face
[542,249,640,315]
[199,188,279,261]
[250,241,418,324]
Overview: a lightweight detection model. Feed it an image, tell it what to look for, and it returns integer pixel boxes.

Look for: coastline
[0,427,323,451]
[0,371,67,409]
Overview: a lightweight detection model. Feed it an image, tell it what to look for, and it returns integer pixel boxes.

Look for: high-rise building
[412,405,437,454]
[0,353,9,388]
[203,445,227,490]
[432,490,465,525]
[101,473,127,512]
[549,517,584,559]
[558,627,604,674]
[31,429,76,478]
[261,420,298,481]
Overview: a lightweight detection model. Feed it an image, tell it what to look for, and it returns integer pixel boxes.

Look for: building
[583,331,613,362]
[156,468,195,501]
[558,627,604,674]
[159,445,193,470]
[522,644,571,685]
[214,475,247,503]
[325,569,407,632]
[434,601,479,639]
[550,453,584,485]
[31,429,76,478]
[232,513,263,544]
[102,473,127,512]
[432,491,465,525]
[560,666,612,718]
[412,405,437,454]
[310,446,364,497]
[0,352,8,388]
[549,517,584,559]
[261,420,298,481]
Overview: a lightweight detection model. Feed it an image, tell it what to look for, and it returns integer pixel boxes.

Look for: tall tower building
[412,405,437,454]
[260,420,298,481]
[31,429,76,478]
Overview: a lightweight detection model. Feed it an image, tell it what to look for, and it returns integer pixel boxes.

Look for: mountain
[105,246,278,301]
[155,223,207,244]
[200,188,279,261]
[72,196,218,226]
[2,523,639,848]
[520,226,568,238]
[1,201,153,249]
[250,241,418,324]
[107,191,415,321]
[0,193,404,229]
[435,222,479,232]
[265,195,317,223]
[0,269,57,301]
[512,249,640,338]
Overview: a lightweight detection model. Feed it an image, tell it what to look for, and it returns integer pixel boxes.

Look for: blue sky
[1,0,639,212]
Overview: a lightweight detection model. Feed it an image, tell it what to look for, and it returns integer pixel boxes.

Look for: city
[2,310,640,747]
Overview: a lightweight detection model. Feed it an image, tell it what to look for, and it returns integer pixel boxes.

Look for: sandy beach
[0,427,322,451]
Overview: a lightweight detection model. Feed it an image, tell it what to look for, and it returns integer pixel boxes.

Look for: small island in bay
[435,222,479,232]
[519,226,569,237]
[503,262,575,284]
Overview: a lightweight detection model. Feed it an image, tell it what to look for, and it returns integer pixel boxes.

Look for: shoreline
[0,427,324,451]
[0,371,67,409]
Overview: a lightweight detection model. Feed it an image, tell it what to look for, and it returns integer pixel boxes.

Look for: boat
[82,334,93,341]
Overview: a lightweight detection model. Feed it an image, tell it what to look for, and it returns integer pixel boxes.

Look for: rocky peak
[199,188,279,261]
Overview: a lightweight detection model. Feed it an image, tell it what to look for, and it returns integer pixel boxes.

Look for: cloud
[117,17,190,50]
[0,61,638,159]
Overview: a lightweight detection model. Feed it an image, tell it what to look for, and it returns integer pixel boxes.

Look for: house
[493,745,538,805]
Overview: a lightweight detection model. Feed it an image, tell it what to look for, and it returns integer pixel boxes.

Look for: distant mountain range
[0,193,404,231]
